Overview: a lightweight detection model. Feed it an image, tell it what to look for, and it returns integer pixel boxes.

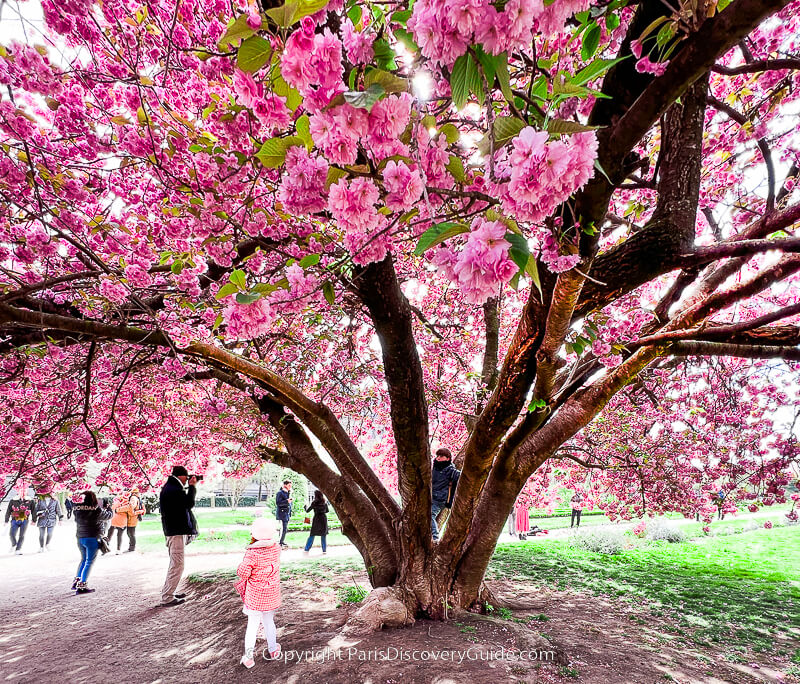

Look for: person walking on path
[65,497,74,520]
[570,491,584,528]
[431,447,461,541]
[275,480,293,549]
[124,488,145,552]
[71,491,112,594]
[236,518,282,668]
[5,492,33,554]
[105,492,130,554]
[303,490,329,555]
[33,490,63,552]
[159,466,197,606]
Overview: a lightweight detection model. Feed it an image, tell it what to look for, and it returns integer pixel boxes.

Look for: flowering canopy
[1,0,800,610]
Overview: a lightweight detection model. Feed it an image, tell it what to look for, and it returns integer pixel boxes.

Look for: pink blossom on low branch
[222,297,274,340]
[383,160,424,211]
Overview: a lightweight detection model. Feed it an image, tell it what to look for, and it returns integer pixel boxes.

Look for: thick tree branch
[712,58,800,75]
[668,340,800,361]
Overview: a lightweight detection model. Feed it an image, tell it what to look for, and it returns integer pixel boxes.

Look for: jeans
[278,517,289,545]
[571,509,582,527]
[39,525,54,548]
[76,537,100,582]
[126,526,137,551]
[431,502,445,541]
[10,519,28,551]
[304,534,327,552]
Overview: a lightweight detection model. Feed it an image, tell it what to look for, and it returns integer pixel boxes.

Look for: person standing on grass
[275,480,293,549]
[5,492,33,555]
[236,518,282,668]
[570,491,584,528]
[33,490,63,552]
[124,487,145,552]
[431,447,461,541]
[159,466,197,606]
[515,501,530,540]
[105,492,130,554]
[303,490,329,555]
[72,491,113,594]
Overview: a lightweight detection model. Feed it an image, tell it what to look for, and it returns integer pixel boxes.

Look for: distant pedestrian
[5,492,33,555]
[570,492,584,528]
[33,491,63,551]
[124,488,146,552]
[275,480,293,549]
[72,491,112,594]
[431,448,461,541]
[159,466,197,606]
[65,497,74,520]
[303,490,329,555]
[515,502,530,540]
[236,518,282,668]
[105,492,131,554]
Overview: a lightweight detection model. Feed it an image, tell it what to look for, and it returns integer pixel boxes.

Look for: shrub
[569,527,625,554]
[646,520,686,543]
[337,584,368,605]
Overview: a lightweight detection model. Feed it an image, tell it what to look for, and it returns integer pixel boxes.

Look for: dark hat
[171,465,189,477]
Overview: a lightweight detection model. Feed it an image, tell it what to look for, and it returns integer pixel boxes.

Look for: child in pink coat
[236,517,282,668]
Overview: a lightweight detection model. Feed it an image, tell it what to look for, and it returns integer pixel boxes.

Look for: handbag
[97,536,110,555]
[303,516,311,525]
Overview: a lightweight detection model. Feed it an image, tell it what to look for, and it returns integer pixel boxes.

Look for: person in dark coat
[431,447,461,541]
[71,491,112,594]
[33,491,63,552]
[65,497,74,520]
[303,490,329,555]
[275,480,293,549]
[159,466,197,606]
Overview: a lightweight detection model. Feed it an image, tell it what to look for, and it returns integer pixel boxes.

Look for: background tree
[1,0,799,622]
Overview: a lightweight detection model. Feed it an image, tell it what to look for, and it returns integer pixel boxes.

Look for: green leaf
[546,119,599,135]
[265,1,299,27]
[373,39,397,71]
[230,269,247,290]
[217,15,255,50]
[253,282,280,294]
[593,158,611,183]
[343,84,385,112]
[237,35,272,73]
[450,53,483,109]
[295,114,313,150]
[391,9,412,23]
[364,68,408,94]
[394,28,418,53]
[527,398,547,412]
[524,254,542,299]
[414,222,470,255]
[494,52,514,102]
[476,116,527,156]
[235,292,261,304]
[439,123,461,144]
[325,166,348,188]
[216,283,239,300]
[255,136,303,168]
[171,260,184,275]
[322,280,335,305]
[293,0,329,22]
[581,23,601,62]
[571,56,628,87]
[506,233,530,271]
[605,12,620,30]
[299,254,320,267]
[446,155,466,183]
[212,314,223,331]
[347,5,361,24]
[474,46,497,86]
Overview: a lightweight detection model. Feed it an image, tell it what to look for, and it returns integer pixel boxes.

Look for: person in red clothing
[236,517,282,668]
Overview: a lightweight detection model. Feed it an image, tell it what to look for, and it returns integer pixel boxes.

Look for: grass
[488,525,800,655]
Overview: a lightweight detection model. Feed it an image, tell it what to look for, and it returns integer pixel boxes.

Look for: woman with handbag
[302,490,329,555]
[72,491,113,594]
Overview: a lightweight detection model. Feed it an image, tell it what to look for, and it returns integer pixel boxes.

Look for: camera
[190,474,204,482]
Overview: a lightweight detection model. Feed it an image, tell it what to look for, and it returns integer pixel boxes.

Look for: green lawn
[488,525,800,655]
[136,526,351,553]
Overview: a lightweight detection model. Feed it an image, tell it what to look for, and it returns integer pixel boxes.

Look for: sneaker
[38,547,44,553]
[71,577,80,590]
[265,644,281,661]
[9,546,14,555]
[302,550,309,556]
[240,649,255,669]
[160,598,185,606]
[75,582,96,594]
[15,550,22,555]
[45,545,51,552]
[174,593,187,600]
[322,551,327,555]
[115,550,121,555]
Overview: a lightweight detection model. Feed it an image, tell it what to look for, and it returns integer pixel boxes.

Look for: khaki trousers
[161,535,185,603]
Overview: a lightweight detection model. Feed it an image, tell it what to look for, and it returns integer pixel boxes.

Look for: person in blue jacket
[431,448,461,541]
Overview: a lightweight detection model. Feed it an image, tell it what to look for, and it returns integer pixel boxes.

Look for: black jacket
[74,503,112,538]
[159,477,197,536]
[275,488,292,520]
[5,498,32,523]
[305,500,329,536]
[432,461,461,506]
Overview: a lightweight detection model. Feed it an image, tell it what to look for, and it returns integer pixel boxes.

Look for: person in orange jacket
[105,492,130,554]
[124,488,146,553]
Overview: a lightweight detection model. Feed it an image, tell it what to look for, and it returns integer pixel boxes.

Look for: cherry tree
[1,0,800,620]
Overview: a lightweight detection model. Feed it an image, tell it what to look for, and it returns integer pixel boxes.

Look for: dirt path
[0,518,793,684]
